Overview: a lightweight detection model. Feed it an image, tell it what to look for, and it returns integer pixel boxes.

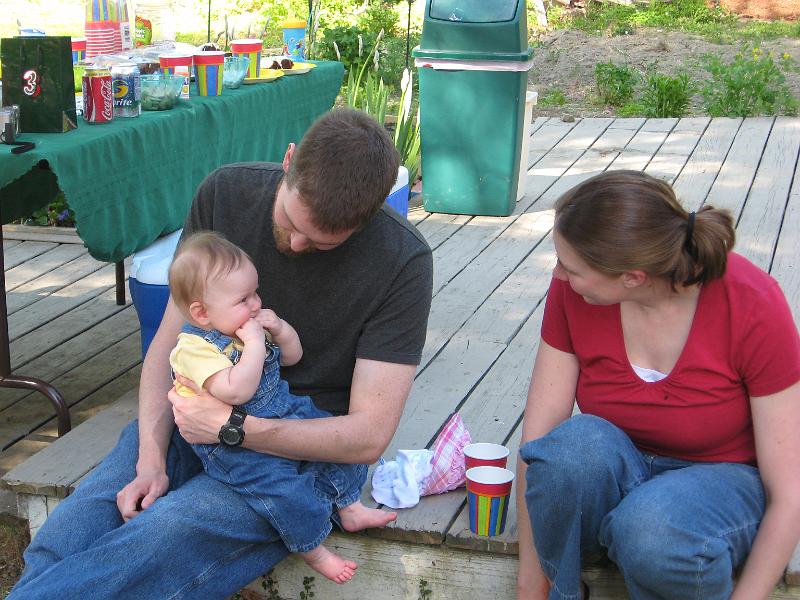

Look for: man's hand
[168,375,231,444]
[116,468,169,521]
[254,309,284,337]
[236,318,266,346]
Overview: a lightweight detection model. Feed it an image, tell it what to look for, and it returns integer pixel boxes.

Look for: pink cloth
[420,412,472,496]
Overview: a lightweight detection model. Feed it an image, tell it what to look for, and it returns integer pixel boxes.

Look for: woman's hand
[168,374,231,444]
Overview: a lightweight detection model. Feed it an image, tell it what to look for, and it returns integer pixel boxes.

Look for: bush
[594,61,638,105]
[701,46,798,116]
[640,72,693,117]
[316,25,378,72]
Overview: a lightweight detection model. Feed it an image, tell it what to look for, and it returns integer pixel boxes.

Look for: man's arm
[116,299,184,520]
[170,357,415,464]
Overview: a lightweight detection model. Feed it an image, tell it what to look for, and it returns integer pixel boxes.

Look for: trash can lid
[413,46,533,63]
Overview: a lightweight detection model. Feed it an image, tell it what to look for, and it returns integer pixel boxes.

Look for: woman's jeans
[520,414,765,600]
[8,421,294,600]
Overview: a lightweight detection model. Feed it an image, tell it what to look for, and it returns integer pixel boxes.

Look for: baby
[167,231,396,583]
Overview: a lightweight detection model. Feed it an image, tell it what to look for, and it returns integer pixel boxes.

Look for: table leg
[0,226,71,436]
[116,261,126,306]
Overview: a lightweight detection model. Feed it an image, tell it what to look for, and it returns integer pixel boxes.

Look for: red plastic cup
[230,39,262,79]
[193,51,225,96]
[464,443,510,470]
[466,466,514,536]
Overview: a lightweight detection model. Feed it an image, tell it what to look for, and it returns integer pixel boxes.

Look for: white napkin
[370,449,434,509]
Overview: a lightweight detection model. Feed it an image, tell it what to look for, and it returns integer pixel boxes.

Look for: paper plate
[243,70,284,84]
[281,62,316,75]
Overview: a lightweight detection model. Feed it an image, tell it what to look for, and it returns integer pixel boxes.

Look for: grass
[0,514,28,596]
[543,0,800,43]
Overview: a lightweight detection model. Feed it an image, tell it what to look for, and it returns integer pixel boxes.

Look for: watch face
[220,426,243,446]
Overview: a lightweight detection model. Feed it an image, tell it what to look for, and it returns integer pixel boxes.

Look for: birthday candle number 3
[22,69,42,97]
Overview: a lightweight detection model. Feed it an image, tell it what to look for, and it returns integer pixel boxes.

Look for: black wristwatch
[218,406,247,447]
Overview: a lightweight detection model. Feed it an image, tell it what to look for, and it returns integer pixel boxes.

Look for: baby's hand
[255,309,284,336]
[236,318,265,345]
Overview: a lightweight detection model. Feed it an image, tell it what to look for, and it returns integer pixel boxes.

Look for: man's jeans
[8,420,291,600]
[520,414,765,600]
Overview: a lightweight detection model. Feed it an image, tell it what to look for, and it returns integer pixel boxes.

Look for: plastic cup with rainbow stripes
[466,466,514,537]
[159,53,193,99]
[230,39,262,80]
[193,51,225,97]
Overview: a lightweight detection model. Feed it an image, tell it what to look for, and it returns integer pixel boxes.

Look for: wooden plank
[700,117,773,218]
[2,225,81,244]
[0,333,141,448]
[3,240,22,250]
[671,118,742,210]
[640,118,679,133]
[644,117,710,183]
[6,253,109,316]
[735,117,800,271]
[3,241,57,270]
[608,128,671,172]
[1,389,138,497]
[5,244,88,292]
[416,213,472,252]
[1,306,140,409]
[9,287,132,370]
[527,118,580,169]
[7,262,122,340]
[771,141,800,324]
[608,118,647,130]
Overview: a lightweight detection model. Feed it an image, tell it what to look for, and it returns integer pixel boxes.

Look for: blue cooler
[385,166,410,217]
[129,229,183,359]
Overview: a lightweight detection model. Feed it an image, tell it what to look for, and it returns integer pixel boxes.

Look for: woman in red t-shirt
[516,170,800,600]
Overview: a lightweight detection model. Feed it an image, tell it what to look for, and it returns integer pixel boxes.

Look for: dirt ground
[528,28,800,117]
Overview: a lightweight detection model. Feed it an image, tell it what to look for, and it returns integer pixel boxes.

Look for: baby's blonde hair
[168,231,253,320]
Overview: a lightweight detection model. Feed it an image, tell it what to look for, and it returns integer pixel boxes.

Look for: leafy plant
[701,46,798,116]
[538,88,567,107]
[300,575,316,600]
[418,578,433,600]
[393,68,421,188]
[261,571,281,600]
[640,72,693,117]
[594,61,638,106]
[317,25,377,72]
[23,192,75,227]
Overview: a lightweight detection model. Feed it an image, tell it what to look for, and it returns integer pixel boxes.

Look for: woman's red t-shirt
[542,253,800,464]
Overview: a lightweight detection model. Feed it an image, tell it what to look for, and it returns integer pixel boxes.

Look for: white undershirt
[632,364,668,383]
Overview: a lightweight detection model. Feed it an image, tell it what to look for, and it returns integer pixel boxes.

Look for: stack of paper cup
[72,38,87,63]
[230,39,262,80]
[193,51,225,97]
[85,0,122,58]
[159,53,193,99]
[466,466,514,537]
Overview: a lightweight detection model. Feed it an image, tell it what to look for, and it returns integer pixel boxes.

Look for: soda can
[111,63,141,118]
[82,67,113,124]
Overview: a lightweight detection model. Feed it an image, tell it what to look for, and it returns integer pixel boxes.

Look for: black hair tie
[685,211,696,253]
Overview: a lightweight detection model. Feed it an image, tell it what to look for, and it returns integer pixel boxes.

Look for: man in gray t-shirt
[10,109,433,599]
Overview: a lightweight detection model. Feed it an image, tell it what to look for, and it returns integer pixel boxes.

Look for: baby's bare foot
[300,545,357,584]
[338,501,397,532]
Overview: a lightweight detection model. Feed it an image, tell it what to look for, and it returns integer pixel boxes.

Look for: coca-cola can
[82,67,113,124]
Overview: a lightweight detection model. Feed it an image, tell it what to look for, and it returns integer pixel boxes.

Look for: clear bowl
[223,56,250,89]
[140,74,185,111]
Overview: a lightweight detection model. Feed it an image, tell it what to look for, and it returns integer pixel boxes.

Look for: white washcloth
[370,449,434,509]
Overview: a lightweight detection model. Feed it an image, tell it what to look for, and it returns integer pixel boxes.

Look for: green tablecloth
[0,61,344,263]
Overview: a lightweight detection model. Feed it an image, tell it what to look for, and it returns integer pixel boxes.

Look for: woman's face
[553,231,626,305]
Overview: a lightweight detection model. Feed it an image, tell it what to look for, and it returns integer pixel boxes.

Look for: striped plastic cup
[464,443,510,470]
[193,51,225,97]
[466,466,514,537]
[230,39,262,79]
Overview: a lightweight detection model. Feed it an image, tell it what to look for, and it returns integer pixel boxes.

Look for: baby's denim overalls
[181,323,368,553]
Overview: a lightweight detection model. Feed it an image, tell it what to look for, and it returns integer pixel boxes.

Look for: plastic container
[385,166,410,217]
[193,51,225,96]
[230,39,262,80]
[413,0,532,217]
[128,229,182,358]
[71,38,86,63]
[140,74,184,111]
[133,0,175,46]
[282,18,307,61]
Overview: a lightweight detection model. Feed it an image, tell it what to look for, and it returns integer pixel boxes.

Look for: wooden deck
[2,116,799,599]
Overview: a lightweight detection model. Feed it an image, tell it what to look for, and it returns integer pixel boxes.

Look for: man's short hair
[285,108,401,232]
[168,231,252,319]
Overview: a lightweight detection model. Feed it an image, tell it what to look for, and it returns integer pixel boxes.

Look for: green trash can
[413,0,533,217]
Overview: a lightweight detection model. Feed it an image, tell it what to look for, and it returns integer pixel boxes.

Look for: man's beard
[272,220,316,256]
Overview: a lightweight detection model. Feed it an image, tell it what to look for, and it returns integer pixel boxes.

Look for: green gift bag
[1,36,78,133]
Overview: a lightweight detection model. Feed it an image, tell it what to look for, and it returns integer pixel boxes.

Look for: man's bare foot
[338,501,397,532]
[299,545,357,584]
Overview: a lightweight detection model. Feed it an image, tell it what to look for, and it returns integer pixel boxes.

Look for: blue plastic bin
[129,229,182,359]
[385,166,410,217]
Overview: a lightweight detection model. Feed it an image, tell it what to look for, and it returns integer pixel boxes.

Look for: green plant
[594,61,638,106]
[317,25,378,72]
[300,575,316,600]
[701,46,798,116]
[358,2,401,37]
[618,102,645,117]
[261,571,281,600]
[640,72,693,117]
[538,88,567,107]
[418,578,433,600]
[393,68,421,188]
[23,192,75,227]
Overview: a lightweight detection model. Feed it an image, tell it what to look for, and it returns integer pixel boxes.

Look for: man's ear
[282,142,295,172]
[189,301,210,326]
[621,270,647,289]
